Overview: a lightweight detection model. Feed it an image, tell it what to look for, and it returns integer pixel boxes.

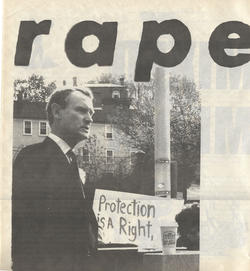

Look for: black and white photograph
[11,67,200,270]
[1,1,250,271]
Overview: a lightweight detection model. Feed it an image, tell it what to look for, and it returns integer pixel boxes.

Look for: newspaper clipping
[1,0,250,270]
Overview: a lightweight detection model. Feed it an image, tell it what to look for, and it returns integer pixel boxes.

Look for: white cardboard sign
[93,189,184,249]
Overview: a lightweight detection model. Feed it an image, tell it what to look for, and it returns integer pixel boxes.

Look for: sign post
[154,68,171,198]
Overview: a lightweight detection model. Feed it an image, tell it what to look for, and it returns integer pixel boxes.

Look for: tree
[110,74,201,198]
[86,72,200,198]
[109,80,156,195]
[14,74,56,102]
[170,75,201,199]
[77,135,133,191]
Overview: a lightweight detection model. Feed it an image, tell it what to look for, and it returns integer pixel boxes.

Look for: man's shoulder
[13,142,49,177]
[15,138,55,163]
[18,141,47,157]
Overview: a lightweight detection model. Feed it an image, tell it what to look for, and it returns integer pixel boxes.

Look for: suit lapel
[43,137,69,164]
[41,137,84,200]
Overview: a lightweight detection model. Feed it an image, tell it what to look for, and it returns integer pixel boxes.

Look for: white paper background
[1,0,250,270]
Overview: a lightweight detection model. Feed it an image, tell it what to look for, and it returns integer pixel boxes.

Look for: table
[142,251,199,271]
[95,248,199,271]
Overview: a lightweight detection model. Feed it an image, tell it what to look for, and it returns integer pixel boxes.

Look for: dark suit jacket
[12,137,98,271]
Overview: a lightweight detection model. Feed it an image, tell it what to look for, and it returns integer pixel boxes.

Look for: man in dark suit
[12,88,98,271]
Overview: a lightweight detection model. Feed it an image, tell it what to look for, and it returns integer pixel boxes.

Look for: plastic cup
[160,225,177,255]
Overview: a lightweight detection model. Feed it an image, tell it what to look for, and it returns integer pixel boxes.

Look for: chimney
[119,76,125,85]
[73,77,77,86]
[17,92,23,101]
[63,80,66,86]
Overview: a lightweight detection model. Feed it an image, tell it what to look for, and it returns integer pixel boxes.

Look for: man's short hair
[46,88,93,125]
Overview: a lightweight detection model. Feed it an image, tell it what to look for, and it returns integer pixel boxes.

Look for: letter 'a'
[65,21,117,67]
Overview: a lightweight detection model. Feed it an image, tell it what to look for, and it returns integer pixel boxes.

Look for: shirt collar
[48,133,71,155]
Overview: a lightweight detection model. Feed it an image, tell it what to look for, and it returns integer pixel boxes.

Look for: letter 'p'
[135,20,191,82]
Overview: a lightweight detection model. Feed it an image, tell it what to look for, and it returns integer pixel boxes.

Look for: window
[106,150,114,164]
[105,124,113,140]
[112,90,120,99]
[103,171,114,177]
[82,147,90,163]
[130,151,137,165]
[23,120,32,135]
[39,121,48,136]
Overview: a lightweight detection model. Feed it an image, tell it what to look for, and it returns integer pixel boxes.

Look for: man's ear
[51,103,62,121]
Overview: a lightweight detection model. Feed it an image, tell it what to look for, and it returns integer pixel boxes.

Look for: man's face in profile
[58,91,94,143]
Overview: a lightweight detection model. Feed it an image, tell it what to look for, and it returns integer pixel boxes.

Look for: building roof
[93,110,110,123]
[13,83,130,122]
[13,101,115,123]
[84,83,125,88]
[13,101,47,119]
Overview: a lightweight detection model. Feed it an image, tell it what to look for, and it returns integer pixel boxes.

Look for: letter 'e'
[65,21,117,67]
[209,21,250,67]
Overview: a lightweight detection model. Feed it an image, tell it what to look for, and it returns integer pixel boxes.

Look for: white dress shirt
[48,133,72,163]
[48,133,86,187]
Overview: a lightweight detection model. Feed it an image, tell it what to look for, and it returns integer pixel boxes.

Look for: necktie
[67,150,97,255]
[67,150,85,198]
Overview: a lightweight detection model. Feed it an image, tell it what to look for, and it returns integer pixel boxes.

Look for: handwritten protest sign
[93,189,184,249]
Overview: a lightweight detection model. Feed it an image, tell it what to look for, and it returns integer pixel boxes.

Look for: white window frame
[112,90,120,99]
[105,124,113,140]
[82,147,90,163]
[130,151,137,165]
[23,120,32,135]
[39,121,48,136]
[106,149,114,164]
